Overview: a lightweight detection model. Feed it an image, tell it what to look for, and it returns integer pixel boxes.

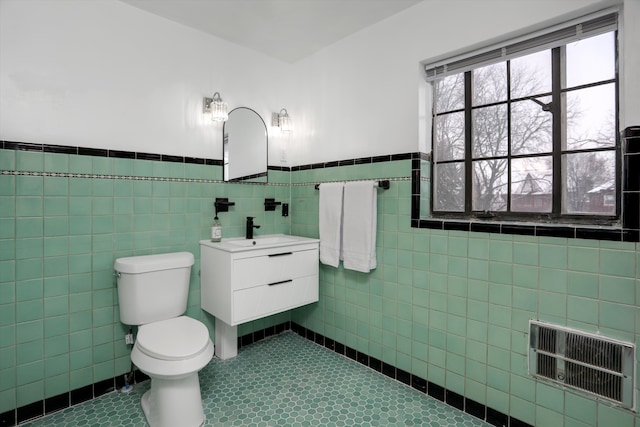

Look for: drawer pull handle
[268,252,293,257]
[268,279,293,286]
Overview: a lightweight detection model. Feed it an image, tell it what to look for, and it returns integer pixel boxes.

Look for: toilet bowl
[132,316,214,427]
[114,252,214,427]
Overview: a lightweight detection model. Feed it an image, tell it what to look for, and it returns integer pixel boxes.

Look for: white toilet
[114,252,214,427]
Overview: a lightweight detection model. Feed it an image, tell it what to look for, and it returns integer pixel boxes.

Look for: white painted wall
[620,0,640,127]
[1,0,637,168]
[0,0,294,162]
[290,0,637,166]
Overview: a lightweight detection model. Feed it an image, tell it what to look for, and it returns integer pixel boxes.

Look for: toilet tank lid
[114,252,194,274]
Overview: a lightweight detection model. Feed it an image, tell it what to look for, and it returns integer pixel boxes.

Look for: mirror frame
[222,107,268,182]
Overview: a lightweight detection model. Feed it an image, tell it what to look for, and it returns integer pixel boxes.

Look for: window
[427,13,619,223]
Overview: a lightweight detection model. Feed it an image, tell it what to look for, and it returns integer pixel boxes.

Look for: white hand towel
[319,182,344,267]
[342,181,377,273]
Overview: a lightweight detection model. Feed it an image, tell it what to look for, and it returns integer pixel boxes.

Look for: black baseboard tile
[0,409,16,427]
[345,346,357,361]
[324,338,336,352]
[464,398,486,420]
[382,362,396,379]
[396,368,411,386]
[240,333,253,347]
[411,375,427,393]
[16,401,43,424]
[70,384,93,406]
[94,378,115,398]
[486,407,509,426]
[369,357,382,373]
[356,351,369,366]
[236,321,292,350]
[290,322,304,336]
[44,393,70,415]
[427,382,445,401]
[305,328,316,342]
[263,325,275,338]
[445,390,464,410]
[253,329,265,343]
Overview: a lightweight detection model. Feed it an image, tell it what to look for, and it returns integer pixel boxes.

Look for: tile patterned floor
[23,332,489,426]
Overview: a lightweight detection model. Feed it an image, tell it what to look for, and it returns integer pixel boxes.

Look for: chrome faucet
[246,217,260,239]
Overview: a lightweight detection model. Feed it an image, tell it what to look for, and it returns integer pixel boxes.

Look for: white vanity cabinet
[199,235,319,359]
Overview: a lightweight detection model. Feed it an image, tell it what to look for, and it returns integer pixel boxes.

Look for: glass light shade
[279,109,292,132]
[211,100,228,122]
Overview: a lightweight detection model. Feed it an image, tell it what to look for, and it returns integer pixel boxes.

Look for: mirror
[223,107,268,182]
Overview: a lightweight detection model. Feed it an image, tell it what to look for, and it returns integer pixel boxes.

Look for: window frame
[428,24,620,226]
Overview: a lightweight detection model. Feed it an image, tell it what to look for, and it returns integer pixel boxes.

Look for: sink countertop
[199,234,319,253]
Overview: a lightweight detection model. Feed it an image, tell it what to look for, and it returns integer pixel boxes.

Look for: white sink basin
[201,234,319,253]
[226,235,298,247]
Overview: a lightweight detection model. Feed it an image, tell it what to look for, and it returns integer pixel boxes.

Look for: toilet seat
[137,316,210,361]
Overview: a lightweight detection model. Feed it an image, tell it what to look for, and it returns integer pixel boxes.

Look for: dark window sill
[411,218,639,242]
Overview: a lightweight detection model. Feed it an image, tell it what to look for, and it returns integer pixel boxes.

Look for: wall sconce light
[272,108,292,132]
[203,92,228,122]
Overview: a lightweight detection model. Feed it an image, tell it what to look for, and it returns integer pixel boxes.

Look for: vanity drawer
[231,248,318,291]
[233,275,318,324]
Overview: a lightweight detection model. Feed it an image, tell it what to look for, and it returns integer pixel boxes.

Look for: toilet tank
[114,252,194,325]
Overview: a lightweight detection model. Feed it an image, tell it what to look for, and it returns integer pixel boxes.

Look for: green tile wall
[290,160,640,427]
[0,147,291,412]
[4,146,640,426]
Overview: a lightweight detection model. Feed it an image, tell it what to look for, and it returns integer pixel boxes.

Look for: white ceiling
[119,0,423,63]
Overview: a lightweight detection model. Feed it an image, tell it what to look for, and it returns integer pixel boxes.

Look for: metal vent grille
[529,321,635,409]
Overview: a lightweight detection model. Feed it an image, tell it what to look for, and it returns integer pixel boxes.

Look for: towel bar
[314,180,390,190]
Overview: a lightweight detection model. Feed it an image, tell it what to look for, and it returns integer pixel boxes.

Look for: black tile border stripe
[267,165,291,172]
[417,218,638,242]
[78,147,108,157]
[289,322,534,427]
[290,152,415,171]
[1,140,223,166]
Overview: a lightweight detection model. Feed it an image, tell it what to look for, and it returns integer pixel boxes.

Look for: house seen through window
[429,15,618,224]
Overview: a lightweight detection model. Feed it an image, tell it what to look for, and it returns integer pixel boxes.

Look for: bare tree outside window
[432,30,617,220]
